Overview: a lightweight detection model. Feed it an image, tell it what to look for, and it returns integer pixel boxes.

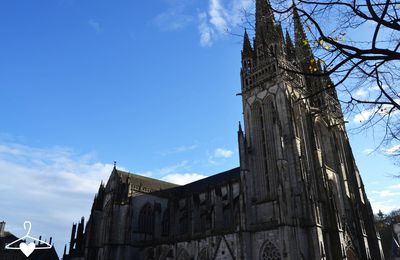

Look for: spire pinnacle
[256,0,275,35]
[242,29,253,58]
[285,30,295,58]
[293,7,314,67]
[293,7,307,48]
[276,23,284,39]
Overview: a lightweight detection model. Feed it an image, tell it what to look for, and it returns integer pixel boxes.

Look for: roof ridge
[179,167,240,187]
[115,169,179,186]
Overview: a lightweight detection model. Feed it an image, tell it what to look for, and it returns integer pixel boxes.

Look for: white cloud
[389,183,400,189]
[369,84,389,91]
[162,173,208,185]
[352,100,399,124]
[209,0,228,33]
[154,10,193,31]
[197,0,253,46]
[198,12,213,47]
[0,142,114,255]
[372,190,400,197]
[88,19,101,33]
[159,160,189,175]
[214,148,233,158]
[354,88,369,98]
[362,148,374,155]
[369,184,400,213]
[353,108,375,123]
[370,200,398,214]
[384,144,400,155]
[153,0,194,31]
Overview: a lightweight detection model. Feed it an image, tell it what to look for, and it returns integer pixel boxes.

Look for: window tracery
[260,240,281,260]
[138,203,154,235]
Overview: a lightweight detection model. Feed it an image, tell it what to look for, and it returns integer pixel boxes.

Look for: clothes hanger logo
[5,221,52,257]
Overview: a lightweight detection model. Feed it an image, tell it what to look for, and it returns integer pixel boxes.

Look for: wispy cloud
[162,173,207,185]
[141,160,208,185]
[153,0,194,31]
[389,183,400,189]
[370,199,398,213]
[157,144,198,156]
[383,144,400,155]
[158,160,190,175]
[352,100,399,124]
[154,12,193,31]
[207,147,235,164]
[370,84,389,91]
[198,12,213,47]
[369,183,400,213]
[353,108,375,123]
[197,0,253,46]
[362,148,374,155]
[354,88,369,98]
[214,148,233,158]
[372,190,400,197]
[0,142,114,255]
[88,19,101,33]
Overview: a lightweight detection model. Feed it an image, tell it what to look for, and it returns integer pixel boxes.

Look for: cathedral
[63,1,384,259]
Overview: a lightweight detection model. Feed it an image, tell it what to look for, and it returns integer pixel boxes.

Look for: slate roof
[112,166,240,196]
[115,169,179,191]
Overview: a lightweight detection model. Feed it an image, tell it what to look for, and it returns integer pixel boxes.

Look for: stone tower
[63,1,385,259]
[238,0,384,259]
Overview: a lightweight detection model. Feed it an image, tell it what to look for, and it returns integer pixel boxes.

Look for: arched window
[198,248,210,260]
[178,199,189,234]
[138,203,154,235]
[346,247,359,260]
[263,100,279,194]
[177,248,190,260]
[319,124,335,169]
[251,102,269,199]
[161,208,169,236]
[260,240,281,260]
[259,105,269,187]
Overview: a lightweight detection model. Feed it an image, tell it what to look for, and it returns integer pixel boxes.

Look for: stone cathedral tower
[63,1,385,259]
[238,0,384,259]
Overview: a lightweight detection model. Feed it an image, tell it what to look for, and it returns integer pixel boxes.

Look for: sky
[0,0,399,257]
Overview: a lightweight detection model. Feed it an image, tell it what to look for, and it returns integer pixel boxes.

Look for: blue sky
[0,0,399,256]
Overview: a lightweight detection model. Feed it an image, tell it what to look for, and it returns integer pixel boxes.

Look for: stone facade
[63,1,384,259]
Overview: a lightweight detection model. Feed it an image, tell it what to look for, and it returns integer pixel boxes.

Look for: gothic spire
[255,0,275,38]
[293,7,306,47]
[242,29,253,58]
[285,30,295,59]
[293,7,314,68]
